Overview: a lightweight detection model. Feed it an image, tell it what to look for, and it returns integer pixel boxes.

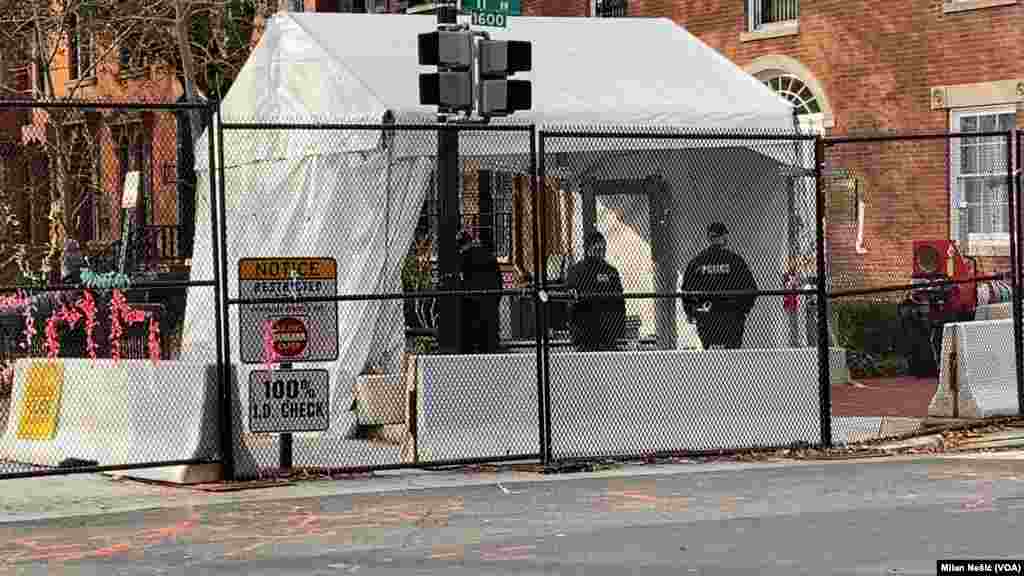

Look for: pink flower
[76,290,99,360]
[108,289,156,362]
[44,311,61,359]
[110,291,126,361]
[147,319,161,364]
[21,292,36,352]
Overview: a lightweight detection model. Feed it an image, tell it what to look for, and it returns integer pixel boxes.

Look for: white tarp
[180,12,807,437]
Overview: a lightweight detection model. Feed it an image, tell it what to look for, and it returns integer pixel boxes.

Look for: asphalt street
[3,454,1024,575]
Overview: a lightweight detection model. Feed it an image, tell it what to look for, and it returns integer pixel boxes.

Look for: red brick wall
[522,0,1023,288]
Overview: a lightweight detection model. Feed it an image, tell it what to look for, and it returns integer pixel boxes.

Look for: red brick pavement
[831,377,939,418]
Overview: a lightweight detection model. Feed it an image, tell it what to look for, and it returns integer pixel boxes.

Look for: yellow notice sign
[16,362,64,441]
[238,258,337,281]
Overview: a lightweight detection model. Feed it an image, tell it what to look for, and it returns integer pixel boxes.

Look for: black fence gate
[821,130,1023,434]
[0,99,224,480]
[214,120,542,480]
[535,127,831,465]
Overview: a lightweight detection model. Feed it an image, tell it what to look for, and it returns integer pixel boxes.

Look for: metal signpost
[238,257,339,470]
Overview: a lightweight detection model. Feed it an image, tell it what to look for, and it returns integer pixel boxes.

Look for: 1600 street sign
[248,369,330,433]
[238,257,338,364]
[471,11,507,27]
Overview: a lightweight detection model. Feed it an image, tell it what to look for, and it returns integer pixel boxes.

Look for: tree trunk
[175,0,204,143]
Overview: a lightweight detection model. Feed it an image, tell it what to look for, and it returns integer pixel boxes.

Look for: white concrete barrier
[975,302,1012,321]
[831,416,924,445]
[416,353,540,463]
[415,347,847,462]
[929,319,1020,419]
[2,359,219,477]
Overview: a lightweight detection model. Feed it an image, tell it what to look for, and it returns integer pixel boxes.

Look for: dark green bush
[831,298,909,378]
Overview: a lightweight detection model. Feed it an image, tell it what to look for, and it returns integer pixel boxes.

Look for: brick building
[520,0,1023,288]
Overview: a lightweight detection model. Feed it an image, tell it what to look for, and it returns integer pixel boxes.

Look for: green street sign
[462,0,520,15]
[470,10,508,27]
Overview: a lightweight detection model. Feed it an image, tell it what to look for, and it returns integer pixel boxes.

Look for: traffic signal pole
[436,3,462,354]
[418,5,530,353]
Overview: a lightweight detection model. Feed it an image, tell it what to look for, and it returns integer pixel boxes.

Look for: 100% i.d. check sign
[248,369,330,433]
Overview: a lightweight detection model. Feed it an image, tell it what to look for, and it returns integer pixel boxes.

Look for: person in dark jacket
[682,222,758,349]
[456,229,503,354]
[565,231,626,351]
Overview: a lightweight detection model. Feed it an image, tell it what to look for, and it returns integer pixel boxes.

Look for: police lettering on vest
[699,264,731,275]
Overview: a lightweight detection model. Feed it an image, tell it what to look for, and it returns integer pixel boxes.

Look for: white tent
[180,13,812,436]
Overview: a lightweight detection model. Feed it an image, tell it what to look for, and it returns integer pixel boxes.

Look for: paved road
[3,454,1024,575]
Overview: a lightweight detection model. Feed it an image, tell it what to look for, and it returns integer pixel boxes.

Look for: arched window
[763,74,822,116]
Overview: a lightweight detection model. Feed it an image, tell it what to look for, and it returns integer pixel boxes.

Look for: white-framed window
[950,106,1016,249]
[760,72,824,133]
[591,0,627,17]
[748,0,799,31]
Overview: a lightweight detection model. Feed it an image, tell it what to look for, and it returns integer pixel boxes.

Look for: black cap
[707,222,728,238]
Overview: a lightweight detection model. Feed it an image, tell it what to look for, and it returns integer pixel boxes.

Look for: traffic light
[418,30,475,112]
[477,39,532,117]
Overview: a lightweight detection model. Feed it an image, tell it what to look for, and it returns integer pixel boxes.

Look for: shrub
[831,298,909,378]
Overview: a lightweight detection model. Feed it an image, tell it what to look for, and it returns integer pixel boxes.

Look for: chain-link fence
[0,100,223,479]
[536,127,829,463]
[8,106,1020,481]
[214,120,541,479]
[824,130,1023,443]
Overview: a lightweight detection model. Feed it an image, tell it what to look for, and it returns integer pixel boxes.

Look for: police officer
[565,231,626,351]
[682,222,757,349]
[456,228,502,354]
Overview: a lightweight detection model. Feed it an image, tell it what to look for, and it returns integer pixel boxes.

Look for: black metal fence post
[214,102,235,481]
[1005,131,1024,418]
[532,127,548,466]
[535,130,552,467]
[206,101,229,479]
[814,135,832,448]
[1016,129,1024,416]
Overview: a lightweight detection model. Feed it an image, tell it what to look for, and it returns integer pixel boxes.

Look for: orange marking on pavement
[137,518,197,543]
[608,491,661,502]
[11,539,82,553]
[88,543,132,558]
[428,545,460,557]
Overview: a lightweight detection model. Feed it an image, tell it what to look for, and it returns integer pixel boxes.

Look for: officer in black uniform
[456,229,503,354]
[682,222,758,349]
[565,231,626,351]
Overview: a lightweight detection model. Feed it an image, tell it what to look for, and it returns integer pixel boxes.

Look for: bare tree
[0,0,268,279]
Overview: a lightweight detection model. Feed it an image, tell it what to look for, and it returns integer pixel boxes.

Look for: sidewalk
[3,419,1024,526]
[832,376,938,418]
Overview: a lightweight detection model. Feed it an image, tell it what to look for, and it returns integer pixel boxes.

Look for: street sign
[463,0,518,27]
[471,11,507,28]
[462,0,520,14]
[248,369,330,433]
[238,257,339,364]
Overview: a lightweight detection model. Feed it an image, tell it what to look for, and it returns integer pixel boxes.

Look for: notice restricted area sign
[248,369,330,433]
[16,361,64,440]
[238,257,339,364]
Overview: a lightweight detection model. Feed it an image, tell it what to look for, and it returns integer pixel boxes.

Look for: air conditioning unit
[911,239,976,315]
